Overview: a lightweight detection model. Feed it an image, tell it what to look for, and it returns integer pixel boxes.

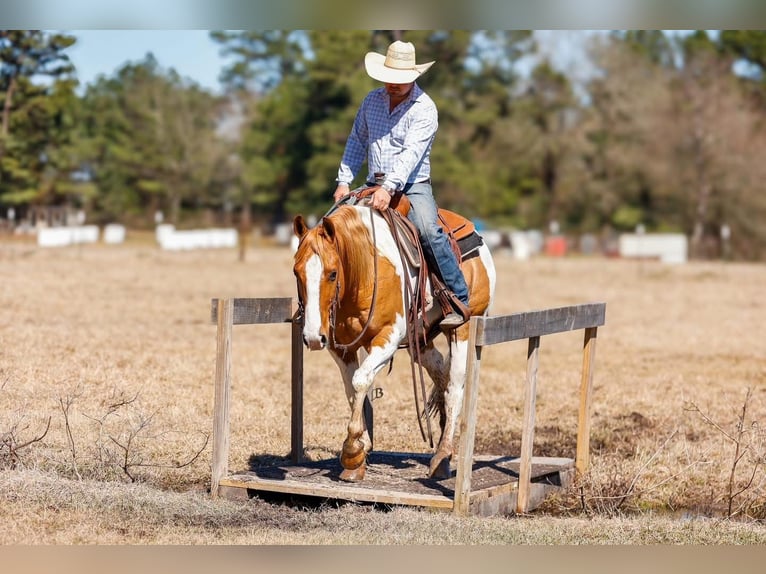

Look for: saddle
[352,186,484,338]
[354,186,482,268]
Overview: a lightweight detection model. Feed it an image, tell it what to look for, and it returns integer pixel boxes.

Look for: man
[333,40,470,329]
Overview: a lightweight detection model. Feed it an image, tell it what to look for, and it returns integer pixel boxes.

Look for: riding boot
[439,294,471,329]
[430,275,471,330]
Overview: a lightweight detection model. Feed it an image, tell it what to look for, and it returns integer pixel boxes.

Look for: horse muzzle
[303,333,327,351]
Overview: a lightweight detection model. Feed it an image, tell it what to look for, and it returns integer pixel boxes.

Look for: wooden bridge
[210,297,605,516]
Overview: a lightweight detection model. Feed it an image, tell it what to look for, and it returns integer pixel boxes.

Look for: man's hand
[333,185,350,203]
[369,185,392,211]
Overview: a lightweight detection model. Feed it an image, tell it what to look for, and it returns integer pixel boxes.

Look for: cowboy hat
[364,40,435,84]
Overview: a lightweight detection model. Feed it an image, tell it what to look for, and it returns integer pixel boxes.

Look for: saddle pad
[457,232,484,261]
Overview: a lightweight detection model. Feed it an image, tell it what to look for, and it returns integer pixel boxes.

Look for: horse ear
[321,216,336,242]
[293,215,309,239]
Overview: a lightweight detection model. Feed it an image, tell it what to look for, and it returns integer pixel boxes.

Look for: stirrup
[440,312,467,329]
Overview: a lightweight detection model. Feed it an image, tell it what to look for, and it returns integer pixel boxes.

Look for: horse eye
[328,271,337,282]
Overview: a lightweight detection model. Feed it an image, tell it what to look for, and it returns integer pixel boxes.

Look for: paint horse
[292,203,496,482]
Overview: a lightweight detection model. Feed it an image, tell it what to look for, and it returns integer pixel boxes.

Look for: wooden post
[453,317,482,516]
[576,326,598,475]
[517,335,540,514]
[211,298,233,498]
[290,301,304,464]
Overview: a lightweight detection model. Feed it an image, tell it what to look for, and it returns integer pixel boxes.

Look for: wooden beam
[576,326,598,475]
[474,302,605,347]
[210,297,295,325]
[453,317,483,516]
[517,335,540,514]
[211,298,233,498]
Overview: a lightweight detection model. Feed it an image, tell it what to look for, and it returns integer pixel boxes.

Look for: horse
[292,203,496,482]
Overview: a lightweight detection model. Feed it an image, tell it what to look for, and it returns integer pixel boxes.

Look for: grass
[3,469,766,544]
[1,237,766,543]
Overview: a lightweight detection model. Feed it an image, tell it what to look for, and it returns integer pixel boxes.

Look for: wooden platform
[219,452,574,516]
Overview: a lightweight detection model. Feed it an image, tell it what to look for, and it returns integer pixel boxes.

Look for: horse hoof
[340,448,366,471]
[429,455,452,479]
[339,464,366,482]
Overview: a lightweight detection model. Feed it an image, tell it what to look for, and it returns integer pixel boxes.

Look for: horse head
[293,214,342,351]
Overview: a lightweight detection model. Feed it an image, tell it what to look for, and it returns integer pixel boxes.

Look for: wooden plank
[290,308,304,463]
[517,335,540,514]
[220,475,455,509]
[576,326,598,475]
[211,299,233,498]
[210,297,295,325]
[474,302,606,347]
[453,317,483,516]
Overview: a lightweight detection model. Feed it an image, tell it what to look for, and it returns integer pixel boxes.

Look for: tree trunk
[2,75,16,137]
[238,199,252,263]
[690,105,711,260]
[0,74,17,159]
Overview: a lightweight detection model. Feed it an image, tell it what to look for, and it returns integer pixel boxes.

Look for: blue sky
[65,30,228,93]
[63,30,599,96]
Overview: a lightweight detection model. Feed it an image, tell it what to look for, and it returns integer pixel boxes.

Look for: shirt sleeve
[385,101,438,191]
[337,97,370,185]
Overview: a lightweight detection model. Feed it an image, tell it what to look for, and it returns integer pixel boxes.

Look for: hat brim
[364,52,434,84]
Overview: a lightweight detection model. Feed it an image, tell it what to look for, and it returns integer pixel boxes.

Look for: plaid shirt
[337,83,437,191]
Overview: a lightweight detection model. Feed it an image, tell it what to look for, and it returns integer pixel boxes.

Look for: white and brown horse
[293,204,495,481]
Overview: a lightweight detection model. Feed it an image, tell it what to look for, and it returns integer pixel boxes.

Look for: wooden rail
[452,302,606,515]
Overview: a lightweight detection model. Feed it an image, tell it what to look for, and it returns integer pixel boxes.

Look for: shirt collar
[378,82,422,109]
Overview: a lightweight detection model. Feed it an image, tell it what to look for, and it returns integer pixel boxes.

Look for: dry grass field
[2,234,766,544]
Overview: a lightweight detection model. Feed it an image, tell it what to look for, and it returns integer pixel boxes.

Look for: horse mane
[296,206,374,291]
[328,206,375,291]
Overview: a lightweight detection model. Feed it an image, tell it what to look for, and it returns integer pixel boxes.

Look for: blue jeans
[403,182,469,306]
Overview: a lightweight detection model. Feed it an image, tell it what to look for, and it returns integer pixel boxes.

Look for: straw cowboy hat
[364,40,435,84]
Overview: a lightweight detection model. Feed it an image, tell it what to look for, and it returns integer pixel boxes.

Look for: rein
[379,207,434,448]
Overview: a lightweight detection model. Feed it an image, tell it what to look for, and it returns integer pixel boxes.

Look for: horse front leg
[329,350,372,471]
[335,334,399,482]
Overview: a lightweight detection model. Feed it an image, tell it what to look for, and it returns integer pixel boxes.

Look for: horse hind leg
[416,342,454,479]
[430,332,471,480]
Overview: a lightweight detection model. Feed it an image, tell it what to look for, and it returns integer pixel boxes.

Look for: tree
[78,55,226,225]
[0,30,81,211]
[582,34,677,234]
[508,59,586,230]
[581,31,766,260]
[211,30,316,227]
[0,30,75,141]
[673,32,766,258]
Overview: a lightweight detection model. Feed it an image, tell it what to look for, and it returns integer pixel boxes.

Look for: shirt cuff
[382,180,397,194]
